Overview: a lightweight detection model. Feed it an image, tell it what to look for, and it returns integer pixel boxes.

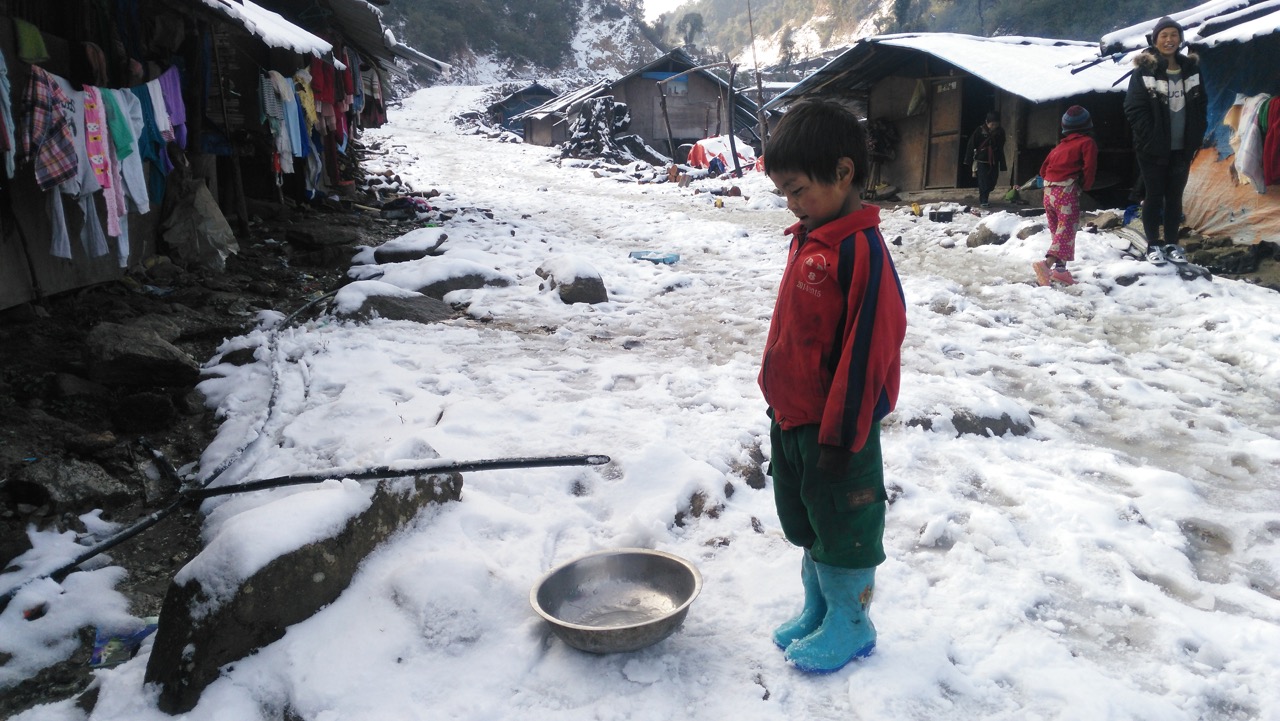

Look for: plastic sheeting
[1184,150,1280,244]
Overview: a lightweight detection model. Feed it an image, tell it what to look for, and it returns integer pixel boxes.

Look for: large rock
[145,473,463,713]
[332,280,459,324]
[966,224,1007,248]
[85,323,201,387]
[342,293,458,324]
[536,255,608,304]
[371,229,449,264]
[406,259,514,299]
[15,457,133,510]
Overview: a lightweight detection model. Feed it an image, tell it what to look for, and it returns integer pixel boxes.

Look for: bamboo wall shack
[764,34,1132,202]
[517,49,762,163]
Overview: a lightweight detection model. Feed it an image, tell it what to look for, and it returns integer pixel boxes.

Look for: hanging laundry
[259,72,294,174]
[268,70,302,159]
[100,86,134,161]
[0,51,15,179]
[19,66,77,191]
[13,18,50,64]
[157,65,187,148]
[348,49,365,115]
[146,76,173,143]
[84,86,126,243]
[294,67,319,131]
[50,74,107,260]
[1264,99,1280,187]
[1234,93,1271,194]
[110,88,150,214]
[131,84,172,207]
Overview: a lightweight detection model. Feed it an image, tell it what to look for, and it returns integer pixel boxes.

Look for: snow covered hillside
[4,84,1280,721]
[442,0,663,84]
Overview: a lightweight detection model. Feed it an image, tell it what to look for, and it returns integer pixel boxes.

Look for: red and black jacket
[758,205,907,453]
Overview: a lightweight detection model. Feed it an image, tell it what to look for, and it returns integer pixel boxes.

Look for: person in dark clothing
[965,111,1006,207]
[1123,15,1208,264]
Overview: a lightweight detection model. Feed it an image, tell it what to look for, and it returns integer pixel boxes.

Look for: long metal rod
[0,453,609,611]
[189,454,611,499]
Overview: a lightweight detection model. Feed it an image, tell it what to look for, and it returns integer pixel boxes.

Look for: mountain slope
[384,0,664,84]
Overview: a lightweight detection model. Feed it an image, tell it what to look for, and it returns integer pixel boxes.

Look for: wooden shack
[517,49,762,162]
[765,34,1133,201]
[487,83,557,135]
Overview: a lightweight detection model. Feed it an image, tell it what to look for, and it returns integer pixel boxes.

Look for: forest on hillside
[664,0,1205,56]
[384,0,1202,79]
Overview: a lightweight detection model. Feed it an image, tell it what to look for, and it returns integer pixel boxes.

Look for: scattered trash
[911,202,922,217]
[629,251,679,265]
[90,617,159,668]
[928,210,954,223]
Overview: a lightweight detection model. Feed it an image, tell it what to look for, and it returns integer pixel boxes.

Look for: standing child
[759,99,908,674]
[1033,105,1098,286]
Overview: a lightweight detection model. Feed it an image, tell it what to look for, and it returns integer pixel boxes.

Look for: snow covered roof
[387,39,452,76]
[764,33,1128,111]
[189,0,449,75]
[1099,0,1280,54]
[194,0,331,56]
[319,0,451,76]
[513,80,613,122]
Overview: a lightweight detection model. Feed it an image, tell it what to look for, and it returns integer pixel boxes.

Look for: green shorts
[768,421,887,568]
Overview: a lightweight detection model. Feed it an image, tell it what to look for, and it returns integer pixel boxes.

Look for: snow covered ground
[4,85,1280,721]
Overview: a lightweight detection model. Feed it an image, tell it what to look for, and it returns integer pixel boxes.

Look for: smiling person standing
[1124,16,1208,265]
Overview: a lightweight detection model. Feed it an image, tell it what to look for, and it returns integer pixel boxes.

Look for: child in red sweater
[760,99,907,674]
[1033,105,1098,286]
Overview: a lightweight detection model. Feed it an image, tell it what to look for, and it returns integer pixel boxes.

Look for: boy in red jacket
[759,99,908,673]
[1034,105,1098,286]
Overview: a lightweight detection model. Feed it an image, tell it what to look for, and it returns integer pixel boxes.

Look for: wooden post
[747,0,770,146]
[658,83,676,160]
[656,62,739,166]
[726,63,743,177]
[210,23,251,237]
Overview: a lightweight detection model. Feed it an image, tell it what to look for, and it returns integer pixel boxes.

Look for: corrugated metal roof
[764,33,1129,111]
[1100,0,1280,54]
[513,80,612,122]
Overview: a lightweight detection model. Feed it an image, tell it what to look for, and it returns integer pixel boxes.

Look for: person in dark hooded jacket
[1123,15,1208,264]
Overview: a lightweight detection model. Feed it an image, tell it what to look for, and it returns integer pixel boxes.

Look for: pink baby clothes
[84,86,124,239]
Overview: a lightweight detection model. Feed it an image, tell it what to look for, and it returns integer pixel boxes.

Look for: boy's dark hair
[765,99,870,189]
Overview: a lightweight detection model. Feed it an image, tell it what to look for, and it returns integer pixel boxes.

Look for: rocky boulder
[85,323,201,387]
[536,255,608,304]
[145,473,463,714]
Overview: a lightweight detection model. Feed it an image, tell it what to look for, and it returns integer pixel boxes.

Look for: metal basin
[531,548,702,654]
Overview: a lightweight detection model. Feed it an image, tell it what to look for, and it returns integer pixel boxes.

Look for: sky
[644,0,691,23]
[3,84,1280,721]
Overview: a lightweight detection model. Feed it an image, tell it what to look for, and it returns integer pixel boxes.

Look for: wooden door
[925,78,963,188]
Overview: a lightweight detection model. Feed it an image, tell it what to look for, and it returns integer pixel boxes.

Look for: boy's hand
[817,445,853,475]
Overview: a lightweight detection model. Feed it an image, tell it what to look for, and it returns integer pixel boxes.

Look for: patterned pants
[1043,183,1081,262]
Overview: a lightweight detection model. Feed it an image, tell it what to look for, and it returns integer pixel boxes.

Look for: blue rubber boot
[784,564,876,673]
[772,550,826,650]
